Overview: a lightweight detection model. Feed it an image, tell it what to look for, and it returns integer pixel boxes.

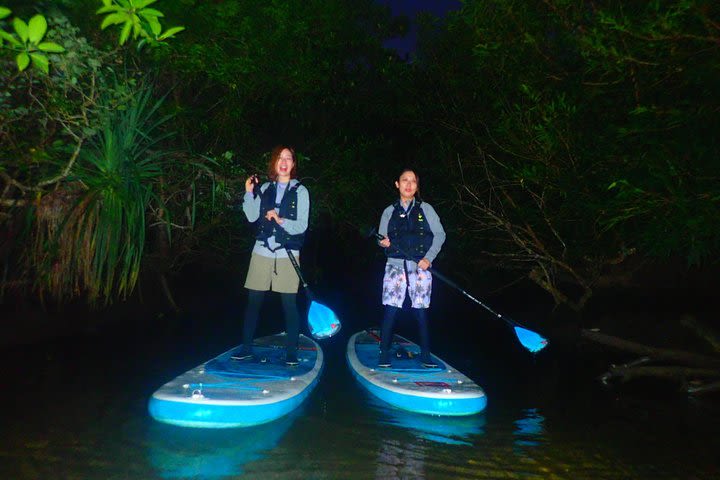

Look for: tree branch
[581,329,720,368]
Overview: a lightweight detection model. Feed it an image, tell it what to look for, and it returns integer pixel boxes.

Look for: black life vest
[255,181,306,251]
[386,199,434,261]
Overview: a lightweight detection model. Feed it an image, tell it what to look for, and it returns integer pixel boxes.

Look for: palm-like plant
[33,84,171,304]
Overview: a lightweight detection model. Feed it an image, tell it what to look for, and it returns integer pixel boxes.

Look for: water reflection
[513,408,545,447]
[368,394,486,446]
[366,395,485,479]
[375,438,428,479]
[146,408,300,479]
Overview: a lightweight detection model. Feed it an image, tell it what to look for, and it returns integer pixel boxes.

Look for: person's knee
[280,293,297,306]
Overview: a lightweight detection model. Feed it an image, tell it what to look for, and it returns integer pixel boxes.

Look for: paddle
[285,248,341,340]
[370,230,548,353]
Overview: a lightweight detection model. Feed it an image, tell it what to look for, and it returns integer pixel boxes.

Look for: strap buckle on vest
[257,181,303,251]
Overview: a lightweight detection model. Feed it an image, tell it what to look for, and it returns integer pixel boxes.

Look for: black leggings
[380,305,430,356]
[242,289,299,356]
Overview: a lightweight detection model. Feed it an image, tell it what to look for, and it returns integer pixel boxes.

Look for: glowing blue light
[147,409,300,479]
[513,326,548,353]
[367,393,485,445]
[308,301,341,339]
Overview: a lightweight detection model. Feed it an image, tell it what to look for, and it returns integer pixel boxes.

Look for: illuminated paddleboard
[347,330,486,416]
[149,333,323,428]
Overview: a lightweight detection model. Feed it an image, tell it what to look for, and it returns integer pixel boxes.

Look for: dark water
[2,276,719,479]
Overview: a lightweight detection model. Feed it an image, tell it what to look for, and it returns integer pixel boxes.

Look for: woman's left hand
[265,210,284,224]
[418,258,431,270]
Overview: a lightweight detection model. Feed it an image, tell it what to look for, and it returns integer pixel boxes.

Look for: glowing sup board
[149,333,323,428]
[347,329,486,416]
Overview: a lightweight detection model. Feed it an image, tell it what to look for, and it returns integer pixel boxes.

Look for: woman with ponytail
[376,168,446,368]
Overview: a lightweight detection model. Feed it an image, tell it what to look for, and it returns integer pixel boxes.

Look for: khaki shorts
[244,253,300,293]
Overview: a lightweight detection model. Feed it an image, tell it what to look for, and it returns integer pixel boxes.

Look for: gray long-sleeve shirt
[378,198,446,267]
[242,179,309,258]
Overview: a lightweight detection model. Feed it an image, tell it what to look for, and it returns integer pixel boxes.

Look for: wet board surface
[149,333,323,428]
[347,329,486,416]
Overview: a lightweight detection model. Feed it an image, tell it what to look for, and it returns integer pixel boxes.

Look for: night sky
[376,0,463,58]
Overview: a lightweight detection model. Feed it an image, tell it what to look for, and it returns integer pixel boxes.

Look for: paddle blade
[513,326,548,353]
[308,300,341,339]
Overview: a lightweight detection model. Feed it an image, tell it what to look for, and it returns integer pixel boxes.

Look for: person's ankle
[420,351,437,368]
[231,345,253,360]
[285,351,299,366]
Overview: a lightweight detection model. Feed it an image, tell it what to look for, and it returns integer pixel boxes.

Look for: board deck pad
[347,329,487,416]
[207,345,315,379]
[354,331,446,372]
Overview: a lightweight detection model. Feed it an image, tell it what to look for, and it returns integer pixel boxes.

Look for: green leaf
[38,41,65,53]
[0,7,11,20]
[119,21,132,45]
[139,8,163,18]
[101,13,126,30]
[96,5,122,14]
[135,0,159,8]
[146,17,161,36]
[139,12,162,31]
[132,18,142,39]
[30,52,49,74]
[0,30,20,47]
[13,17,28,43]
[16,52,29,71]
[158,26,184,40]
[27,14,47,44]
[102,0,112,6]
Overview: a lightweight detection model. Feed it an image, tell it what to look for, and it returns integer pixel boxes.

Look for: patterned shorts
[382,262,433,309]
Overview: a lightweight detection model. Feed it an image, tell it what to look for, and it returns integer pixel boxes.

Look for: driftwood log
[680,314,720,354]
[580,328,720,396]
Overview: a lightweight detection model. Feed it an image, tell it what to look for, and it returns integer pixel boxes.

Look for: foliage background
[1,0,718,319]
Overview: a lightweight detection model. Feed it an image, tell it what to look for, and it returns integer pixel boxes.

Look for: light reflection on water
[1,332,719,479]
[367,393,486,446]
[513,408,544,447]
[146,408,300,479]
[367,394,485,479]
[361,388,555,479]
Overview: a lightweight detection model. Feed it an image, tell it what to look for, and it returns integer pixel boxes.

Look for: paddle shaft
[373,233,519,329]
[428,269,517,328]
[285,248,344,340]
[264,217,342,340]
[284,248,314,301]
[262,217,309,290]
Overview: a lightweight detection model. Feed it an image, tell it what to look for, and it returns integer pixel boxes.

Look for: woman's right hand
[245,175,257,193]
[379,236,391,248]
